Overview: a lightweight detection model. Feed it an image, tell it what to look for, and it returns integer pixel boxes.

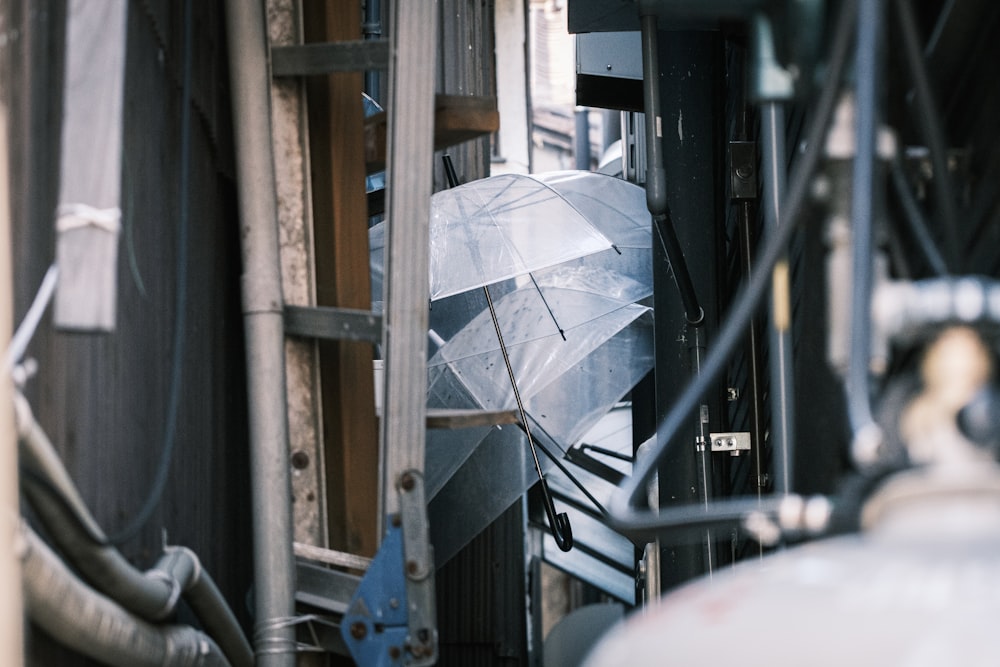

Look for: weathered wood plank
[364,95,500,173]
[302,0,380,558]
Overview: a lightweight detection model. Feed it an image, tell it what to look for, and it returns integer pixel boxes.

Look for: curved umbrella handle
[540,478,573,552]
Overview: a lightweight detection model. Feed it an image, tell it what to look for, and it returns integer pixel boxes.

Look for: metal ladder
[225,0,439,664]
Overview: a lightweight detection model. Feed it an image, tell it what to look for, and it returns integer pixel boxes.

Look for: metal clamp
[710,432,751,456]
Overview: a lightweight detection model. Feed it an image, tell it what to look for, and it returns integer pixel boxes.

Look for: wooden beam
[425,408,519,430]
[302,0,379,558]
[364,94,499,173]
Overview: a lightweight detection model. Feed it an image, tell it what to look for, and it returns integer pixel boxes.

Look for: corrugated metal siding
[10,2,251,664]
[434,0,496,188]
[432,3,530,665]
[437,500,528,666]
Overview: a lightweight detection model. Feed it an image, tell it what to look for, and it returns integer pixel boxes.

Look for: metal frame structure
[226,0,441,663]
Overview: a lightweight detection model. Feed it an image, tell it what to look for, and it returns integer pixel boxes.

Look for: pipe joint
[645,168,668,217]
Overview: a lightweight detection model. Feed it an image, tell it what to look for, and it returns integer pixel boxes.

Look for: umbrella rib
[527,273,566,340]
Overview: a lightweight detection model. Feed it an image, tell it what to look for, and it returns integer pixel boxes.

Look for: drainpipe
[21,525,229,667]
[223,1,296,664]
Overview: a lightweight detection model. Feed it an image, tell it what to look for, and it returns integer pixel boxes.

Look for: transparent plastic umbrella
[370,171,654,538]
[371,170,651,335]
[423,267,654,499]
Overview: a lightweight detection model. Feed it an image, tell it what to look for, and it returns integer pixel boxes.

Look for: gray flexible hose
[15,393,253,667]
[21,525,229,667]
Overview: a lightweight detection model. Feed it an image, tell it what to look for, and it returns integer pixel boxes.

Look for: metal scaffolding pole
[223,0,296,664]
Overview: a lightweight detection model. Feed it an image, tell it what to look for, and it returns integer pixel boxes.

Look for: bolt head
[350,622,367,640]
[399,472,415,491]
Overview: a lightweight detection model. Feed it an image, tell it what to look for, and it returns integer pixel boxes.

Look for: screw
[350,622,367,640]
[736,164,753,180]
[606,63,613,71]
[406,560,420,576]
[290,450,310,470]
[389,646,402,660]
[390,597,400,609]
[400,472,415,492]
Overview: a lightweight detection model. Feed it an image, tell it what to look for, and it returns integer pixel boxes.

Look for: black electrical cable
[893,0,962,271]
[610,0,857,532]
[890,155,949,277]
[108,0,193,545]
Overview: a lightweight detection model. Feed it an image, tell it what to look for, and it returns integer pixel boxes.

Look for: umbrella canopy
[369,171,654,500]
[427,173,614,299]
[369,171,650,307]
[427,268,650,409]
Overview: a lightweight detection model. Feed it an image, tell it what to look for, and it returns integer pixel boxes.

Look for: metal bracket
[729,141,757,200]
[340,521,410,665]
[710,432,752,456]
[341,472,437,665]
[283,305,383,343]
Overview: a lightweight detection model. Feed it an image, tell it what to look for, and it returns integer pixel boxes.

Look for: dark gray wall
[9,2,252,663]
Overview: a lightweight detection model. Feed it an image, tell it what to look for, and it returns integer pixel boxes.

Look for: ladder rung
[425,408,519,429]
[295,560,360,615]
[284,305,382,343]
[271,39,389,77]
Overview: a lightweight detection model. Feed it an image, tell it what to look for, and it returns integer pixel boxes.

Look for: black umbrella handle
[442,154,460,189]
[540,478,573,552]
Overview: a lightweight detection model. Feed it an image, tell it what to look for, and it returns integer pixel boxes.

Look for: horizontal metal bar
[283,305,382,342]
[295,560,361,616]
[294,542,371,571]
[271,40,389,76]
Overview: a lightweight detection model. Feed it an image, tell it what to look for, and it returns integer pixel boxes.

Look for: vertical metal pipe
[363,0,382,104]
[847,0,885,465]
[738,203,767,504]
[645,25,723,587]
[641,14,704,327]
[222,1,296,664]
[760,102,795,495]
[574,108,591,170]
[689,328,713,575]
[640,14,666,217]
[0,3,25,656]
